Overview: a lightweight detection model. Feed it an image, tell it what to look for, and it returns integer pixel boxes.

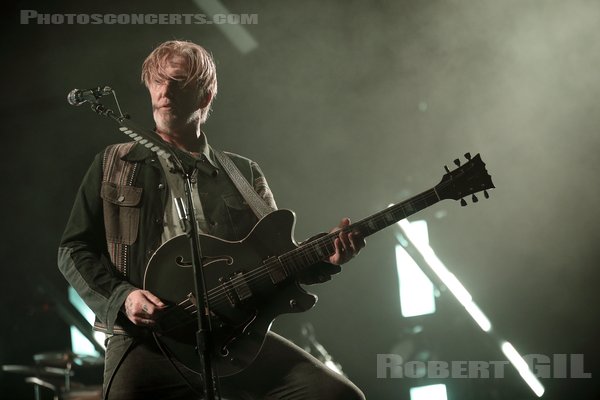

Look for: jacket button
[154,217,162,224]
[157,183,165,190]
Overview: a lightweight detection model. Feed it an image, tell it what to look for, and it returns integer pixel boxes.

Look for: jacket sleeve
[57,152,136,333]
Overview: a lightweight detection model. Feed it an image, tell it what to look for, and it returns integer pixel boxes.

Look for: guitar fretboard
[278,188,440,275]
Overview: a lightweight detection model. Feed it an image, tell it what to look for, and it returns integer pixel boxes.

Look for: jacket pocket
[100,182,143,245]
[222,193,257,239]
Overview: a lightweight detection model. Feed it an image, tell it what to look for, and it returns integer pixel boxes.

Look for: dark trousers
[103,332,365,400]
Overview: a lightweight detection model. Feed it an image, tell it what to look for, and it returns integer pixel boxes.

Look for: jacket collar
[121,131,219,169]
[121,142,154,162]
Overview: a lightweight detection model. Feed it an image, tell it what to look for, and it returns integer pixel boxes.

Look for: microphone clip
[67,86,113,106]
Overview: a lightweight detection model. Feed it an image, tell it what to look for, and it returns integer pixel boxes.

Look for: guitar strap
[213,149,275,219]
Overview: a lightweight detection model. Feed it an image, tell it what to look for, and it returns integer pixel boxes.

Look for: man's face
[148,55,202,133]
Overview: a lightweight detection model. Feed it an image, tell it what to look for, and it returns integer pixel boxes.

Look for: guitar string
[174,188,443,313]
[159,169,484,320]
[167,202,415,318]
[170,172,480,312]
[183,183,464,307]
[205,189,438,300]
[194,188,443,310]
[268,168,482,271]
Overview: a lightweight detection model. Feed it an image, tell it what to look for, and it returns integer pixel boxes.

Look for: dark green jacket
[58,142,276,334]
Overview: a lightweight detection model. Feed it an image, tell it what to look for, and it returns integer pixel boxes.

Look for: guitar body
[144,209,317,377]
[143,153,495,378]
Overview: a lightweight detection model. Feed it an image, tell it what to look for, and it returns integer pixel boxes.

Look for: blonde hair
[141,40,218,122]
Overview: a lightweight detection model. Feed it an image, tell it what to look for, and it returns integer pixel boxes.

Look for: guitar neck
[279,188,441,274]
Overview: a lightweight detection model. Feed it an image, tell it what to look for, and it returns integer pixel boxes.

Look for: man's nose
[156,83,172,99]
[164,81,179,97]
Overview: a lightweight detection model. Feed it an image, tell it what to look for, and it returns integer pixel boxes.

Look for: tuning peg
[472,194,478,203]
[460,198,467,207]
[484,190,489,199]
[464,152,472,160]
[454,158,461,167]
[444,165,450,173]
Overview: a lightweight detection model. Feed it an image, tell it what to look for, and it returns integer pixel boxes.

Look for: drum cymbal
[62,386,103,400]
[33,352,103,367]
[1,364,73,377]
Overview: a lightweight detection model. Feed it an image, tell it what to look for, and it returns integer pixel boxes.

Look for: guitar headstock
[435,153,495,206]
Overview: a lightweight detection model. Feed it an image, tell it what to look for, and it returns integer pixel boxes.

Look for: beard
[154,107,200,133]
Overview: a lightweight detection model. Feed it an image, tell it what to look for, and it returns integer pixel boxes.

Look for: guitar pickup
[231,272,252,301]
[220,272,253,307]
[265,256,288,284]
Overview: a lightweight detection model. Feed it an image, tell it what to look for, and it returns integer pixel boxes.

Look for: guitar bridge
[186,292,197,307]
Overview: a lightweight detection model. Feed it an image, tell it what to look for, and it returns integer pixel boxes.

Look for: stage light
[395,220,436,317]
[397,219,492,332]
[193,0,258,54]
[68,287,105,357]
[501,341,545,397]
[396,218,545,396]
[410,383,448,400]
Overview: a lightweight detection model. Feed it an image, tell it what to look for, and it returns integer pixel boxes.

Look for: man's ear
[199,91,213,109]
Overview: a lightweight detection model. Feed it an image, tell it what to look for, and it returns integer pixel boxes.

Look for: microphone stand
[85,99,220,400]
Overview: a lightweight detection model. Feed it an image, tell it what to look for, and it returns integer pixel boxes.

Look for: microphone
[67,86,113,106]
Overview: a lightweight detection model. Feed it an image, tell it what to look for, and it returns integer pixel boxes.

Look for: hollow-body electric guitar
[144,153,494,377]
